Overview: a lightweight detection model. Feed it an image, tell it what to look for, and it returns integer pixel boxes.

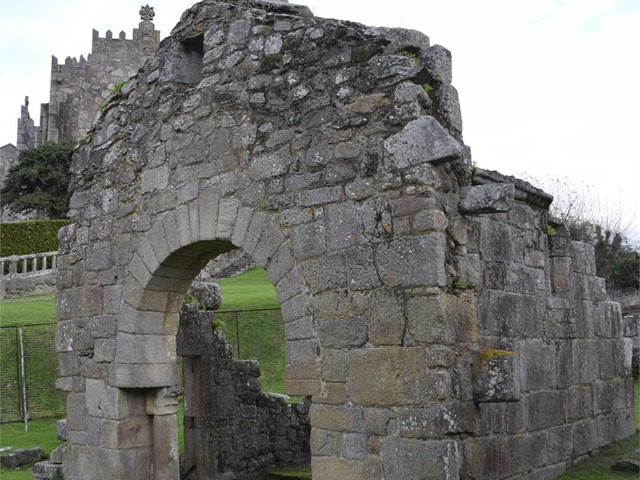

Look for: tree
[1,141,75,219]
[525,175,639,291]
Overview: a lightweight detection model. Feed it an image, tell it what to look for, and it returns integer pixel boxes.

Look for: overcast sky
[1,0,638,241]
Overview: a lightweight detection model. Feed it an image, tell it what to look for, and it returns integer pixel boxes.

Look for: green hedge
[0,220,69,257]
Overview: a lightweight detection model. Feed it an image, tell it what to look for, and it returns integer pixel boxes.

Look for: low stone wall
[177,305,310,479]
[1,272,56,298]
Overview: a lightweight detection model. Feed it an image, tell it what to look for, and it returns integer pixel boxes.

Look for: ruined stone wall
[54,1,635,479]
[177,305,310,479]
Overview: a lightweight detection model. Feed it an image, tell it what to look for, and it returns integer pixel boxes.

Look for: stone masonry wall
[177,304,310,479]
[54,1,635,479]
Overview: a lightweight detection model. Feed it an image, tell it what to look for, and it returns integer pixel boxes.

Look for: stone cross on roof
[139,5,155,21]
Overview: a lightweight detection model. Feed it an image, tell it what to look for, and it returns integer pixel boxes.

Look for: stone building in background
[16,6,160,151]
[0,6,160,221]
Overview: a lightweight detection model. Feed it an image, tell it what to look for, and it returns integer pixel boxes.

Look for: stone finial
[140,5,155,21]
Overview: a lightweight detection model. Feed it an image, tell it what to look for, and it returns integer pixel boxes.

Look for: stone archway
[56,1,635,479]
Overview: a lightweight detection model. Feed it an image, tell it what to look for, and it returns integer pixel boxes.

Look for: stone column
[146,387,182,480]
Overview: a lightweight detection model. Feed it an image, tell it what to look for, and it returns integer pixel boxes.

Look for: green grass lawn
[0,293,56,327]
[216,266,280,311]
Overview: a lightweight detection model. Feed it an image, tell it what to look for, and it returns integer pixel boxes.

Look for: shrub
[0,220,69,257]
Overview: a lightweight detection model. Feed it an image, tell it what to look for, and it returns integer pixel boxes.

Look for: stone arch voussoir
[111,191,319,395]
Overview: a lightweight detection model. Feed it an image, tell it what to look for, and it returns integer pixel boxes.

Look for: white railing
[0,251,59,279]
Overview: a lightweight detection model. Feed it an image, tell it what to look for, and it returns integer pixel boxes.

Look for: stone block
[471,349,520,402]
[597,301,622,337]
[341,433,369,459]
[62,445,152,480]
[310,428,339,456]
[381,437,461,480]
[267,243,294,286]
[346,245,381,290]
[462,437,500,479]
[108,362,179,388]
[479,217,513,262]
[285,338,318,380]
[230,206,253,248]
[478,290,542,337]
[455,254,482,288]
[367,289,405,346]
[320,349,347,383]
[1,448,44,469]
[383,116,462,170]
[524,390,564,430]
[91,315,117,338]
[459,184,515,214]
[564,384,593,421]
[413,210,448,232]
[298,186,343,207]
[518,339,556,392]
[115,333,176,364]
[572,241,597,275]
[56,318,92,353]
[86,379,145,420]
[316,382,348,405]
[252,223,285,267]
[242,212,267,255]
[327,202,365,251]
[318,316,367,349]
[292,221,326,259]
[275,266,303,303]
[56,419,68,441]
[362,408,396,435]
[31,461,63,480]
[572,339,599,384]
[300,253,348,293]
[376,233,446,288]
[197,186,220,241]
[433,83,463,138]
[573,419,598,456]
[407,294,477,345]
[49,443,66,463]
[398,401,477,438]
[347,347,430,406]
[66,393,87,431]
[312,457,380,480]
[310,404,365,432]
[522,463,567,480]
[85,241,112,271]
[550,257,573,294]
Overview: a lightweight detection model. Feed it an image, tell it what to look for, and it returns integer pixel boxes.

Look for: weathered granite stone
[471,349,520,402]
[459,184,515,214]
[383,116,462,170]
[31,461,63,480]
[1,448,44,469]
[187,281,221,310]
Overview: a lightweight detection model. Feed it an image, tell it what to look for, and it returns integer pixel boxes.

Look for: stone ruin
[178,303,310,478]
[54,0,635,478]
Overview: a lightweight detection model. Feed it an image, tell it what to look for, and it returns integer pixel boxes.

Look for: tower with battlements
[16,5,160,151]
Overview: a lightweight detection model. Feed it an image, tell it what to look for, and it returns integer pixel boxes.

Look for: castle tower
[17,5,160,150]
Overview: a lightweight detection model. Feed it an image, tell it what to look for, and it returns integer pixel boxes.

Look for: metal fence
[0,308,284,423]
[0,323,66,423]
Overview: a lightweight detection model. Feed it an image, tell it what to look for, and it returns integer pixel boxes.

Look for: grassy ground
[0,293,56,327]
[216,266,280,311]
